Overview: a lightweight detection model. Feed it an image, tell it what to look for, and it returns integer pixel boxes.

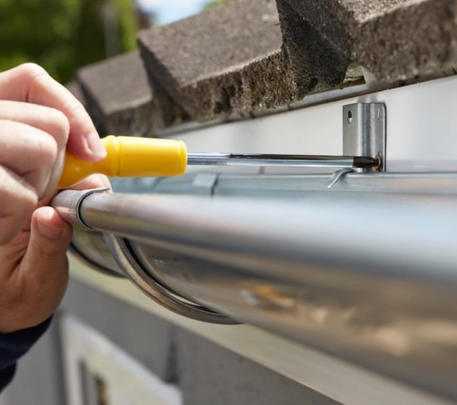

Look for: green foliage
[113,0,137,51]
[204,0,225,10]
[0,0,138,83]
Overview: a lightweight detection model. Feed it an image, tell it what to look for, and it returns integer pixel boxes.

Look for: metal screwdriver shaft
[187,153,380,169]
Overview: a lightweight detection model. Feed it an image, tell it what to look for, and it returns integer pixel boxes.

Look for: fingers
[23,207,71,288]
[26,207,72,258]
[0,100,70,198]
[4,207,72,332]
[0,63,106,161]
[0,100,69,148]
[0,119,58,197]
[72,173,112,190]
[0,166,37,245]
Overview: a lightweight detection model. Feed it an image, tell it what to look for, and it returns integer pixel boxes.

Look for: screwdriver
[58,136,379,188]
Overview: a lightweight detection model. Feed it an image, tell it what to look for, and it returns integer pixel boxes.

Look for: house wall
[0,279,337,405]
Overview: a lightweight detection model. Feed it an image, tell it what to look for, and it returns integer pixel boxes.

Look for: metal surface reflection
[53,179,457,401]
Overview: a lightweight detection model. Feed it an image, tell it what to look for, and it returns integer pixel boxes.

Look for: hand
[0,64,109,333]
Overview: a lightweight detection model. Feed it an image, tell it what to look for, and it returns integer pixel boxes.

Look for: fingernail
[86,132,107,160]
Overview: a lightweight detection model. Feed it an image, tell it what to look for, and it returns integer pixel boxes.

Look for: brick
[278,0,457,85]
[138,0,309,122]
[77,51,187,136]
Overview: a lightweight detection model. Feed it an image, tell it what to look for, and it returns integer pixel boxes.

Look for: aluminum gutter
[70,261,450,405]
[54,187,457,402]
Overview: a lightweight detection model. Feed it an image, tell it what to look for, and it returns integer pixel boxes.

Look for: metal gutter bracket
[343,103,386,172]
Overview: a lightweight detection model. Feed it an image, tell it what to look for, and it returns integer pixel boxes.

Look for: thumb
[10,207,72,331]
[22,207,72,278]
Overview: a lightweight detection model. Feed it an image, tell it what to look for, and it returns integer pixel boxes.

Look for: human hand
[0,64,109,333]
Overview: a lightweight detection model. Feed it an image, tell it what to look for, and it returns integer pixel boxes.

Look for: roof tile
[279,0,457,85]
[138,0,310,121]
[77,51,187,136]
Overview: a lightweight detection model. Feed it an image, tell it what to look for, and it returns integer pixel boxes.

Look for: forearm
[0,318,51,392]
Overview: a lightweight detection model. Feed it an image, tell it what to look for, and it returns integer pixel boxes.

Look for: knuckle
[12,183,38,216]
[36,135,58,167]
[18,63,47,81]
[55,110,70,140]
[23,190,38,214]
[66,98,85,121]
[62,91,86,120]
[0,177,37,244]
[15,192,37,224]
[46,108,70,146]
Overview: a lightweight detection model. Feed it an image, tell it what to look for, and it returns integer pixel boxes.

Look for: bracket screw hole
[347,110,353,124]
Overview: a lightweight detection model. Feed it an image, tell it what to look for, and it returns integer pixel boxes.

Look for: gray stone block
[276,0,350,87]
[278,0,457,85]
[354,0,457,84]
[138,0,308,122]
[77,51,187,136]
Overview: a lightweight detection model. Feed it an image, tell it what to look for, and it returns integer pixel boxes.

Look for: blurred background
[0,0,223,83]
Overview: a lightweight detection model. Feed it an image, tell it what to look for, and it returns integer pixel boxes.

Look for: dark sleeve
[0,318,51,392]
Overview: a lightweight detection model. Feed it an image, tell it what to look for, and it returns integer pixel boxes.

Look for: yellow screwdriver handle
[59,136,188,188]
